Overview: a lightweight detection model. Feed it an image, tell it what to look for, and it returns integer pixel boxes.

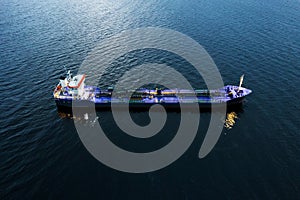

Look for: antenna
[64,66,68,73]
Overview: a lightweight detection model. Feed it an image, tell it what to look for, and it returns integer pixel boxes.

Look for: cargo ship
[53,71,252,110]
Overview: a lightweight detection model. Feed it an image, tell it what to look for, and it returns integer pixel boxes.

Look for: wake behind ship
[53,71,252,110]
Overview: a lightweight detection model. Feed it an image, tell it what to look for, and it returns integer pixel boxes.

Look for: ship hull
[55,96,245,112]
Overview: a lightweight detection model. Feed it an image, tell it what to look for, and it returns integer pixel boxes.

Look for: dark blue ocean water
[1,0,300,199]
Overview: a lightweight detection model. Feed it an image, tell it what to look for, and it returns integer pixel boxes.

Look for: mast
[238,74,244,91]
[239,74,244,90]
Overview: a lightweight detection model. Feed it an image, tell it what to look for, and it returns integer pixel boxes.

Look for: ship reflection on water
[58,110,99,127]
[224,105,244,130]
[57,112,73,119]
[224,111,238,129]
[57,104,245,130]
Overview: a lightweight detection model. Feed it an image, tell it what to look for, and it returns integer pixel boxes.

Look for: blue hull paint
[55,96,245,111]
